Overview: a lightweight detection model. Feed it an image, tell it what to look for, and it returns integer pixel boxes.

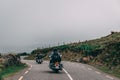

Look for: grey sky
[0,0,120,53]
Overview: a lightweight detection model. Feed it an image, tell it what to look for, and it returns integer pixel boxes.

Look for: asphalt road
[9,60,120,80]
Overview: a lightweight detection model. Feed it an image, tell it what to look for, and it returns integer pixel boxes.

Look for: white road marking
[88,68,92,70]
[95,71,101,74]
[18,76,23,80]
[63,68,73,80]
[26,63,32,68]
[24,71,29,75]
[106,75,114,80]
[22,63,32,79]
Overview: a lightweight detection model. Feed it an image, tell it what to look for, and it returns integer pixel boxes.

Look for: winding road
[8,60,120,80]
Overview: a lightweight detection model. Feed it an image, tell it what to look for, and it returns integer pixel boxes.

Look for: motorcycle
[36,58,43,64]
[49,61,63,72]
[49,54,63,72]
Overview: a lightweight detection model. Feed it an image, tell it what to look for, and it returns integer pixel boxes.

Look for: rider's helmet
[53,48,58,52]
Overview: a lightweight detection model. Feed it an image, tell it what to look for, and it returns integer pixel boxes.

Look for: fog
[0,0,120,53]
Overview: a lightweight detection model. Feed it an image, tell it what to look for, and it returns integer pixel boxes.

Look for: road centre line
[63,68,73,80]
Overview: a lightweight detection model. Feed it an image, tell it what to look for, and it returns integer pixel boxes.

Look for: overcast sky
[0,0,120,53]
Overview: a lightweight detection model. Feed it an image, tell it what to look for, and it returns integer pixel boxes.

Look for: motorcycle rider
[35,52,43,62]
[49,48,62,64]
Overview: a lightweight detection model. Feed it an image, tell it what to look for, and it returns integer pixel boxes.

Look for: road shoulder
[4,65,29,80]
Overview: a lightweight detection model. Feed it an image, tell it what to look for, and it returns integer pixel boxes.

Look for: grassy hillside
[0,54,27,80]
[26,31,120,77]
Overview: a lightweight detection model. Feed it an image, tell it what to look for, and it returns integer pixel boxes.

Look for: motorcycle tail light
[55,62,59,66]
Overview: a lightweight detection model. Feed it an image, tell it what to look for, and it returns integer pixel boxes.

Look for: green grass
[0,63,27,79]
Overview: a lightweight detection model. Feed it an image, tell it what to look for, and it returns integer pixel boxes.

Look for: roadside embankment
[0,54,27,80]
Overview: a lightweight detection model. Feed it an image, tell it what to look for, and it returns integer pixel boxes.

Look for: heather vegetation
[26,31,120,77]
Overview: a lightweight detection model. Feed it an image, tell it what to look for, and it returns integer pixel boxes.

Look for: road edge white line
[18,76,23,80]
[95,71,101,74]
[106,75,114,80]
[26,63,33,68]
[24,71,29,75]
[63,68,73,80]
[18,63,32,80]
[88,68,92,70]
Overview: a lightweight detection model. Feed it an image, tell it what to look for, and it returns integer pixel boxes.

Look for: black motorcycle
[36,58,43,64]
[49,55,63,72]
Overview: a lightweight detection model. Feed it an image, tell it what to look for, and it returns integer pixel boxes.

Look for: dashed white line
[18,76,23,80]
[24,71,29,75]
[95,71,101,74]
[18,63,32,80]
[106,75,114,80]
[88,68,92,70]
[63,68,73,80]
[26,63,32,69]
